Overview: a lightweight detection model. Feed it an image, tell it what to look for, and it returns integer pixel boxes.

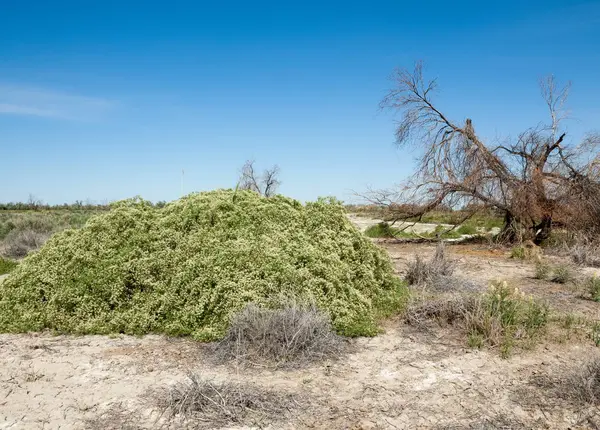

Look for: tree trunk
[533,215,552,245]
[498,211,521,243]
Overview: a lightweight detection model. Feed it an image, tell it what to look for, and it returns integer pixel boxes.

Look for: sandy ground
[1,242,600,429]
[347,214,454,235]
[346,214,501,238]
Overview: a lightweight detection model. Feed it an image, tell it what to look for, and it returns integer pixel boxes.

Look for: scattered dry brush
[214,302,345,367]
[526,357,600,411]
[405,243,455,286]
[405,281,549,357]
[156,374,300,429]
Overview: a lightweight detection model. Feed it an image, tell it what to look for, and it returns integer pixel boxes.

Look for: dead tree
[238,160,281,197]
[373,62,600,244]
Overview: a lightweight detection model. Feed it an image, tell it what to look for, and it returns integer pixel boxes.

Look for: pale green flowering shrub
[0,190,407,339]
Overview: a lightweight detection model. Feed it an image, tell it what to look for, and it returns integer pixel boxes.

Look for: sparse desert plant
[510,241,541,260]
[592,323,600,347]
[465,281,549,357]
[550,264,573,284]
[406,280,549,357]
[405,242,455,286]
[0,257,17,275]
[83,402,142,430]
[156,373,298,428]
[510,245,526,259]
[534,260,551,280]
[564,358,600,404]
[214,301,345,367]
[585,276,600,302]
[437,414,530,430]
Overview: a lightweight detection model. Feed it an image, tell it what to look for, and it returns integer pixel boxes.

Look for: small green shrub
[0,258,17,275]
[510,246,526,259]
[534,260,551,280]
[429,224,461,239]
[467,332,484,349]
[405,280,549,357]
[550,264,573,284]
[364,222,399,238]
[585,276,600,302]
[465,281,549,356]
[510,242,543,261]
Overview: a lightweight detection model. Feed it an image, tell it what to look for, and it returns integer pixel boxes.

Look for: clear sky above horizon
[1,0,599,204]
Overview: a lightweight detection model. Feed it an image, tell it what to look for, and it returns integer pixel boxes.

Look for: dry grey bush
[404,243,480,293]
[569,240,600,268]
[404,294,478,328]
[563,358,600,405]
[529,357,600,406]
[214,302,345,367]
[156,374,299,429]
[1,229,51,258]
[405,243,456,287]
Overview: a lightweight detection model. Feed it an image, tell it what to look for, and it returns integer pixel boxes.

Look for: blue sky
[1,0,599,204]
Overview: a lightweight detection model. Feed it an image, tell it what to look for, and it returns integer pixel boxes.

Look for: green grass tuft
[456,224,478,235]
[364,222,402,238]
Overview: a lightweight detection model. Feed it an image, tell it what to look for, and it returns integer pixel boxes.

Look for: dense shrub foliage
[0,190,406,339]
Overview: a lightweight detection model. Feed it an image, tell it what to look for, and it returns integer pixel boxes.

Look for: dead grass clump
[405,243,456,286]
[573,358,600,404]
[214,302,345,367]
[157,374,298,428]
[83,402,143,430]
[404,294,477,328]
[569,240,600,268]
[529,357,600,407]
[1,229,51,258]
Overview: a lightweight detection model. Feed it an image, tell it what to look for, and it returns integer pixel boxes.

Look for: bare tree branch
[237,160,281,197]
[371,62,600,244]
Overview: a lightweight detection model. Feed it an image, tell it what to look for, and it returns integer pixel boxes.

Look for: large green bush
[0,190,406,339]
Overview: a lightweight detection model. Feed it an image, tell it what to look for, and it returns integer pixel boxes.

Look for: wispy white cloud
[0,85,114,120]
